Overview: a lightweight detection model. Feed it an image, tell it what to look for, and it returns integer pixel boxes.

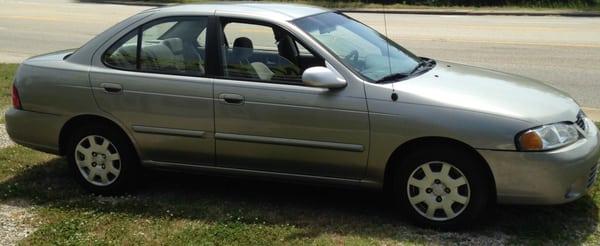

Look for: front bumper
[479,118,600,205]
[5,108,65,155]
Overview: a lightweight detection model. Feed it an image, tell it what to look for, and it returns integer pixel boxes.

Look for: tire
[392,145,491,229]
[66,124,138,195]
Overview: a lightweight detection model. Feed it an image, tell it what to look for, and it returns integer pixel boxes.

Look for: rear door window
[103,16,209,77]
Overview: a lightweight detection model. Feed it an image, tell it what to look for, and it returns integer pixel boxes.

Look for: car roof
[146,2,330,21]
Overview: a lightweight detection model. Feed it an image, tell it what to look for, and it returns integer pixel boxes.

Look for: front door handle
[219,93,244,104]
[100,83,123,93]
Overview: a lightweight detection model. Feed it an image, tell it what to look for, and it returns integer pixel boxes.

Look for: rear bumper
[5,108,65,155]
[479,118,600,205]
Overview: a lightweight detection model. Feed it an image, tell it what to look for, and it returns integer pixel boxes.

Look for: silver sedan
[5,3,600,229]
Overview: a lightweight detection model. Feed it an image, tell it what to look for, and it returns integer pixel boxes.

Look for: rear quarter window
[103,31,138,71]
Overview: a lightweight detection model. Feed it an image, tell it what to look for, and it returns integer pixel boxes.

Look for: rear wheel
[392,146,491,229]
[67,124,138,195]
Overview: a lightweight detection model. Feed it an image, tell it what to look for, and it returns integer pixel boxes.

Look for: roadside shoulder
[78,0,600,17]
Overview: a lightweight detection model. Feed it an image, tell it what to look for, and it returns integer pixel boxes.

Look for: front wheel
[392,147,491,229]
[67,124,138,195]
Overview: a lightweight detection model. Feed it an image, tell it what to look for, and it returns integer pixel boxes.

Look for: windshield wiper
[376,59,436,83]
[409,59,433,75]
[376,73,409,83]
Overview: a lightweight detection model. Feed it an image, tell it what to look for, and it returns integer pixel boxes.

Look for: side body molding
[215,133,364,152]
[132,126,206,138]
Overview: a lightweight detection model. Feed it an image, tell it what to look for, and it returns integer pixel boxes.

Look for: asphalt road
[1,0,600,111]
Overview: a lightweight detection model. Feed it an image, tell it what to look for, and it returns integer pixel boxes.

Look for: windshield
[293,12,422,82]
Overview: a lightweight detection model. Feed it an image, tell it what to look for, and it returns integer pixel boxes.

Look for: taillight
[12,84,22,109]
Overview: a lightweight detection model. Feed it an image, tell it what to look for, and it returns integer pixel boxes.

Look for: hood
[366,61,580,125]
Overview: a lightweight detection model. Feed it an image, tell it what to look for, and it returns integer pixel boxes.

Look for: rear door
[213,18,370,179]
[90,16,215,165]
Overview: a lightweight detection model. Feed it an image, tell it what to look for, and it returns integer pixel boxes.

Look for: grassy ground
[1,63,600,244]
[1,143,600,245]
[0,64,18,124]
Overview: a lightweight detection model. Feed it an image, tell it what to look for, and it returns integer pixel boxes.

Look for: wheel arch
[58,114,139,159]
[383,136,497,201]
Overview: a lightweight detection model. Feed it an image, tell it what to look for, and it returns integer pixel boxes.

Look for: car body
[6,3,600,228]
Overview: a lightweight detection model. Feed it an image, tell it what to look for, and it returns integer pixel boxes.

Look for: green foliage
[385,0,598,7]
[145,0,600,8]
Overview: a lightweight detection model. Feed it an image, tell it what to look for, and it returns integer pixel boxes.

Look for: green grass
[1,145,600,245]
[1,64,599,244]
[0,64,18,123]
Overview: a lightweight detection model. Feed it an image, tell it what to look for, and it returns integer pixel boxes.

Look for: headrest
[232,37,254,61]
[234,37,253,49]
[162,38,183,55]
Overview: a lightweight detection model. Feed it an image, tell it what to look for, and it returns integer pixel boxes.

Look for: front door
[213,19,369,179]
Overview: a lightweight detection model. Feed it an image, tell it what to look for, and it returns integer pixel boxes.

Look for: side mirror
[302,67,347,89]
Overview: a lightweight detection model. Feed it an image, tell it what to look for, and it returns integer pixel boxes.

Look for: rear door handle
[100,83,123,93]
[219,93,244,104]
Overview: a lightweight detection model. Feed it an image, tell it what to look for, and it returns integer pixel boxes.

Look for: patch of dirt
[425,231,511,245]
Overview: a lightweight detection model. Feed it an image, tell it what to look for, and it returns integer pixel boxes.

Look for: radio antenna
[382,3,398,100]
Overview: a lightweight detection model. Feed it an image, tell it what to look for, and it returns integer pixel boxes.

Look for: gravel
[1,107,14,149]
[1,110,32,245]
[0,124,14,149]
[0,200,35,246]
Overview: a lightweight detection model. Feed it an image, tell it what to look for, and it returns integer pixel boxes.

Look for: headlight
[517,123,580,151]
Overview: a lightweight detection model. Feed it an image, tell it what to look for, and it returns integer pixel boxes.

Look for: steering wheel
[344,50,359,65]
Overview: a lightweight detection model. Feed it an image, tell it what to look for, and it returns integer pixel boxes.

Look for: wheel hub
[431,183,447,196]
[92,153,107,166]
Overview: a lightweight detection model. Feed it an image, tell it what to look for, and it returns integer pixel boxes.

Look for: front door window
[220,20,325,84]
